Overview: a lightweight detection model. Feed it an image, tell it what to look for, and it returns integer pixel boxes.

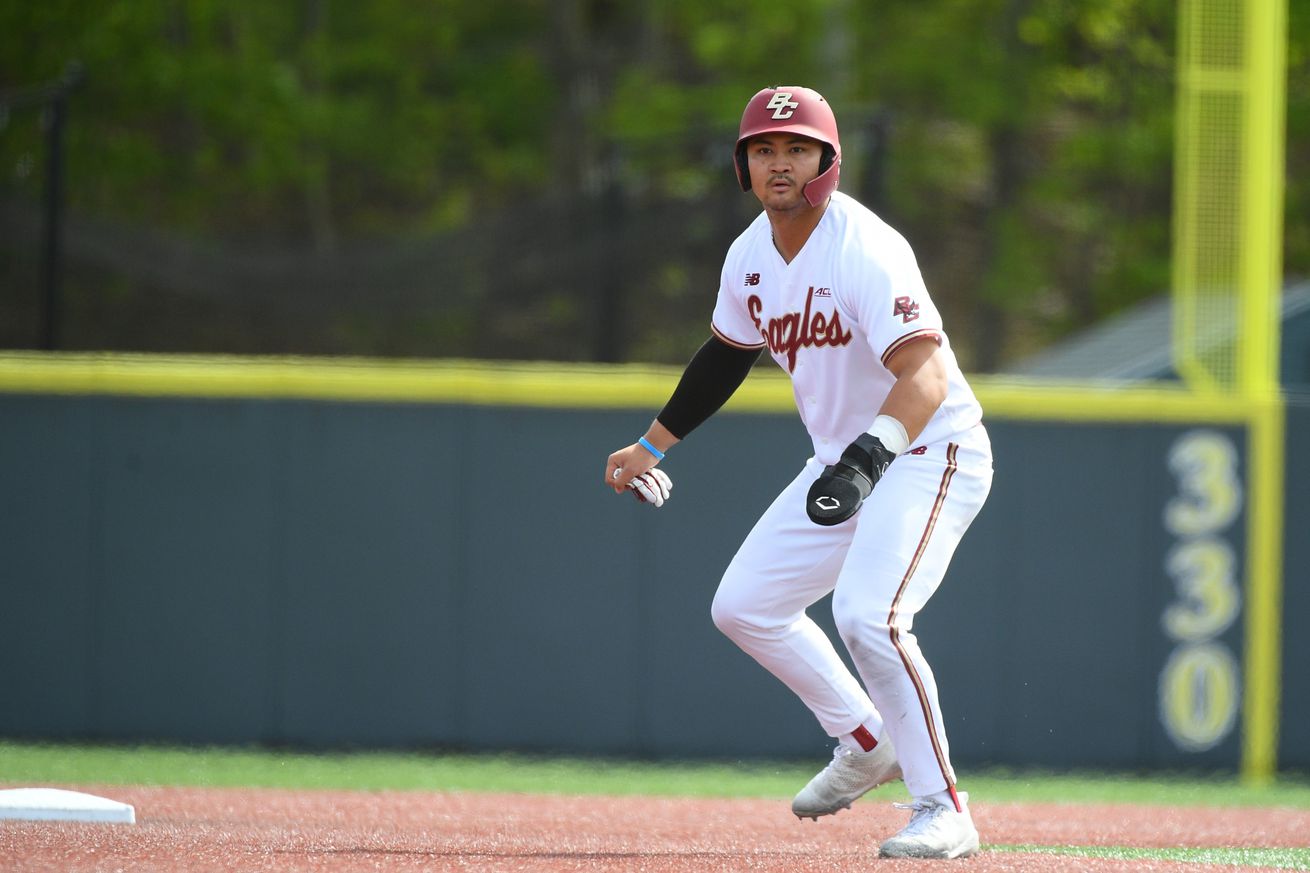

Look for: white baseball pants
[711,425,993,798]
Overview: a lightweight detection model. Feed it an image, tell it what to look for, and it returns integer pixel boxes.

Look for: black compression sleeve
[656,336,763,439]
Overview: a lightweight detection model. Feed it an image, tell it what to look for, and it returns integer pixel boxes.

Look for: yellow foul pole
[1237,0,1287,784]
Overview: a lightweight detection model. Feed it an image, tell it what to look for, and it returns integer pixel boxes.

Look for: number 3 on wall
[1165,431,1242,538]
[1162,539,1240,641]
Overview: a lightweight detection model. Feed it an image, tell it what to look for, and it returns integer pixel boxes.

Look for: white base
[0,788,135,824]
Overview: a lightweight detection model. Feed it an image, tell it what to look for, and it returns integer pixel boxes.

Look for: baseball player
[604,86,992,860]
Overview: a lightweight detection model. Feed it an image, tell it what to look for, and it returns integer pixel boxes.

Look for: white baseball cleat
[791,736,902,820]
[878,791,979,860]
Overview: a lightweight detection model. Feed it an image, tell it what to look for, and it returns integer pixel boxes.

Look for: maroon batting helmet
[735,86,841,207]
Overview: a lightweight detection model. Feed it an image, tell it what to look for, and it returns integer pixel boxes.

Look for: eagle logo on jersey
[747,288,853,373]
[766,92,800,119]
[893,296,920,323]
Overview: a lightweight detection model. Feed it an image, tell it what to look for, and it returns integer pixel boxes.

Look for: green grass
[991,844,1310,871]
[0,742,811,797]
[3,741,1310,809]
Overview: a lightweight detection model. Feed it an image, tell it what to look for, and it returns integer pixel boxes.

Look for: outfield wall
[1,389,1305,772]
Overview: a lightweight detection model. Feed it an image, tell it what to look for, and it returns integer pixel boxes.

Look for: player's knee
[831,589,870,641]
[710,587,748,639]
[832,597,901,672]
[710,580,767,642]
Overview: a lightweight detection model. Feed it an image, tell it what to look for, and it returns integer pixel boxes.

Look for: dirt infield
[3,783,1308,872]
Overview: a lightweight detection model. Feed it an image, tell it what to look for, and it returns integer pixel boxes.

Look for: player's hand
[806,434,896,525]
[626,468,673,507]
[605,443,656,493]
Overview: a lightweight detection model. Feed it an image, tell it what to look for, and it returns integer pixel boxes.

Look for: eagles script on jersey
[710,191,983,464]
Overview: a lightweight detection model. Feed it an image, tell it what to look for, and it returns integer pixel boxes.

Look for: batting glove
[628,468,673,508]
[806,434,896,525]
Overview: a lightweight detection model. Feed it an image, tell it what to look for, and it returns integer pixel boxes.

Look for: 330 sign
[1159,430,1242,753]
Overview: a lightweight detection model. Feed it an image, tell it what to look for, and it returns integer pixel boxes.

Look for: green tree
[2,0,1305,367]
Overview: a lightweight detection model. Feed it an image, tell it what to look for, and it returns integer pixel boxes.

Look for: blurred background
[3,0,1305,369]
[2,1,1309,777]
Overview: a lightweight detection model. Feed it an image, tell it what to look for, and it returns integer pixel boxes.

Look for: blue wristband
[638,436,665,461]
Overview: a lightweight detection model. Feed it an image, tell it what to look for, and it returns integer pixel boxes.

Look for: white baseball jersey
[710,191,981,464]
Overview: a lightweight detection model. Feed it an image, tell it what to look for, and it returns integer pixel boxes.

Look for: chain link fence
[1,104,891,365]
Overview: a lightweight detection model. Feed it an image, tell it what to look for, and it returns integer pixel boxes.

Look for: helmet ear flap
[735,144,751,192]
[818,143,836,176]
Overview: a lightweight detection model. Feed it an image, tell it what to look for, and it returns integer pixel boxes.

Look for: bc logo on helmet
[766,92,800,119]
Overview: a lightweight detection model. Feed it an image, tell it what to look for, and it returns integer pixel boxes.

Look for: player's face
[745,134,825,211]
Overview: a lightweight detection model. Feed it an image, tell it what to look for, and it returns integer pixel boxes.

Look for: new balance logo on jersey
[747,288,853,373]
[745,273,761,286]
[767,92,800,119]
[893,296,920,323]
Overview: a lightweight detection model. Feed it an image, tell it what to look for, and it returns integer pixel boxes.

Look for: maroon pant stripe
[886,443,959,790]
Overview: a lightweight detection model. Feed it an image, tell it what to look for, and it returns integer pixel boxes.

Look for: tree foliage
[1,0,1306,367]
